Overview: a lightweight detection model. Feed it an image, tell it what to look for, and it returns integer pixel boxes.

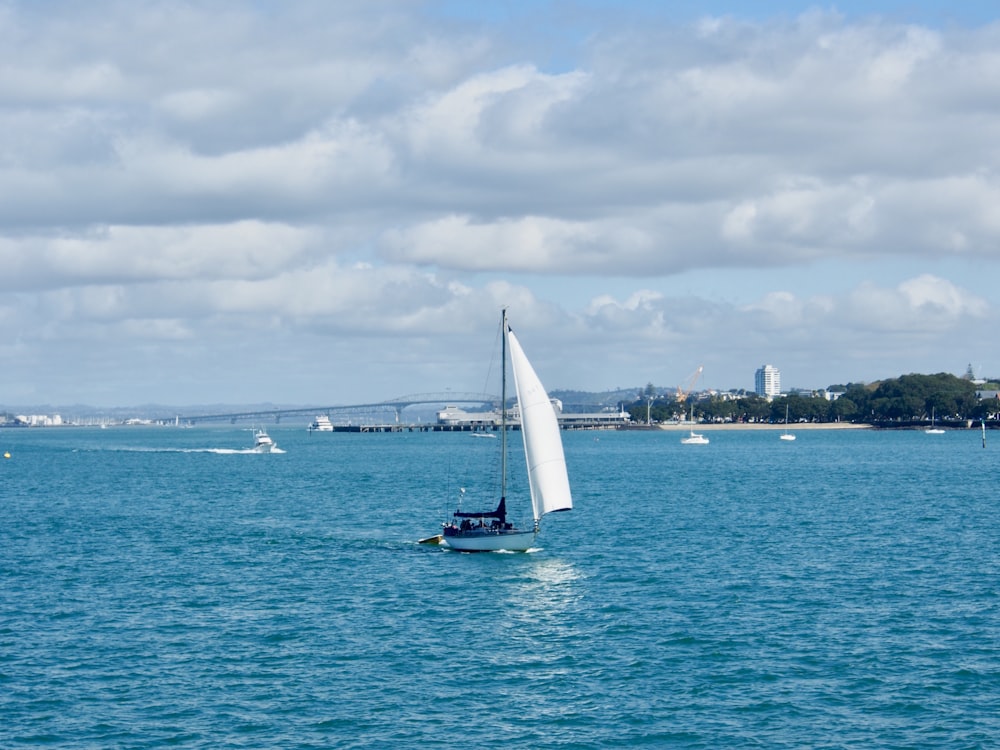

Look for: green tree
[623,372,986,426]
[869,373,977,421]
[828,396,858,422]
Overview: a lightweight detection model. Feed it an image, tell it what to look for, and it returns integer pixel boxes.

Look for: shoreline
[652,422,870,431]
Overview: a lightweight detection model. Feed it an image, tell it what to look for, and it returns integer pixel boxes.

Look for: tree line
[626,372,999,426]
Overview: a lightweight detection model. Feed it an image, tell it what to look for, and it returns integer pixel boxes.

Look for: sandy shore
[653,421,870,431]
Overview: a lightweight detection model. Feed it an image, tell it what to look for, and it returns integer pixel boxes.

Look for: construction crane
[676,365,704,403]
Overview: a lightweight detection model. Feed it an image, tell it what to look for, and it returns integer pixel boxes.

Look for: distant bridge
[163,393,499,425]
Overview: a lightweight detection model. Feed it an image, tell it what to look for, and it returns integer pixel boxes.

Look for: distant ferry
[309,415,334,432]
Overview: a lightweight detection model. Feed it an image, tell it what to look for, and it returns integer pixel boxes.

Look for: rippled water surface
[2,425,998,748]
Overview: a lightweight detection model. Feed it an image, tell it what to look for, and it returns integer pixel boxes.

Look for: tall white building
[755,364,781,398]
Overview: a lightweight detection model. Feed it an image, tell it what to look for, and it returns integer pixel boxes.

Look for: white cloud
[845,274,989,332]
[866,26,941,93]
[0,222,315,291]
[156,88,244,122]
[0,2,998,404]
[738,275,988,338]
[382,214,606,271]
[403,65,541,155]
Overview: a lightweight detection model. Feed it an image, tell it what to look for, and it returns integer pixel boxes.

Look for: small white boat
[252,428,277,453]
[780,403,796,441]
[925,408,944,434]
[681,431,709,445]
[680,404,708,444]
[309,415,334,432]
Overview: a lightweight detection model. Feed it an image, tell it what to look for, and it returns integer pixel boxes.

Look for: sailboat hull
[442,529,537,552]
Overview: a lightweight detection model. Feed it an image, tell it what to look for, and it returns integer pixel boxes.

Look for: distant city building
[755,365,781,399]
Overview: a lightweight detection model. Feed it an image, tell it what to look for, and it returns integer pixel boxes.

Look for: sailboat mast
[500,308,508,501]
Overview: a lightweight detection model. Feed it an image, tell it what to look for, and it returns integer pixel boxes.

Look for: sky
[2,0,999,407]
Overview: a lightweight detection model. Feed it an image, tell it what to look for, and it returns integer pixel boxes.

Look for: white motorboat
[252,428,277,453]
[309,415,334,432]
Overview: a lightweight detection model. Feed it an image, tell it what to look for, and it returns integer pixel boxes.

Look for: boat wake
[85,447,286,454]
[205,447,287,455]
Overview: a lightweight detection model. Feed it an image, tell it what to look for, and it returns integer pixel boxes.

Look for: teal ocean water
[1,425,998,748]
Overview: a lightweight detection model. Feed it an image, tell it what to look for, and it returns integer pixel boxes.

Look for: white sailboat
[680,404,709,444]
[780,403,796,441]
[680,430,709,445]
[925,408,944,434]
[426,309,573,552]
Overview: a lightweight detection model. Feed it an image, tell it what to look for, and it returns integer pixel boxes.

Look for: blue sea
[1,425,998,748]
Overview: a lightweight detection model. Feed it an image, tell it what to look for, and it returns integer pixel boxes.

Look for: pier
[325,419,625,433]
[162,392,631,431]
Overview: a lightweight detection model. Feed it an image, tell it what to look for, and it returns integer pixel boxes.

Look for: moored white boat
[309,415,334,432]
[680,404,709,444]
[925,408,944,434]
[780,404,796,441]
[681,430,709,445]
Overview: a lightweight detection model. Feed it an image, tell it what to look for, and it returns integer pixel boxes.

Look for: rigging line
[479,315,504,408]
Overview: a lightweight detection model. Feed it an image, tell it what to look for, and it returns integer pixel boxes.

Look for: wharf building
[436,401,630,431]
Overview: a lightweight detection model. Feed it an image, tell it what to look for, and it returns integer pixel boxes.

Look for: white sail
[507,327,573,521]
